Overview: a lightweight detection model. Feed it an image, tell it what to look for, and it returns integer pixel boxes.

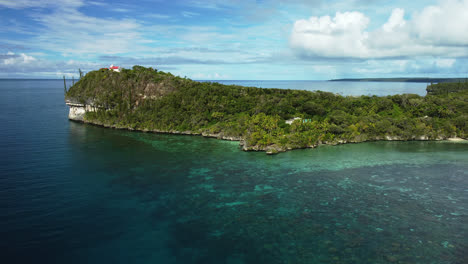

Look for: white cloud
[144,13,171,19]
[3,52,36,65]
[181,11,200,18]
[87,1,106,7]
[290,0,468,59]
[290,11,371,58]
[382,8,405,32]
[0,0,147,57]
[0,0,83,9]
[412,0,468,46]
[0,51,101,77]
[31,8,143,56]
[435,58,455,68]
[112,8,129,13]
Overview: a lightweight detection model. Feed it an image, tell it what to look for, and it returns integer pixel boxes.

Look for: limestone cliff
[65,100,97,121]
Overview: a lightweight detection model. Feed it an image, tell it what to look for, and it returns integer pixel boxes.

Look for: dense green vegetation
[65,66,468,153]
[426,80,468,95]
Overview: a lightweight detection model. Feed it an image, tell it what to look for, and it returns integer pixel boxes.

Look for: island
[65,66,467,154]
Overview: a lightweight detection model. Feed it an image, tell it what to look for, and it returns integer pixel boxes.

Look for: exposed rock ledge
[66,100,97,122]
[447,137,467,142]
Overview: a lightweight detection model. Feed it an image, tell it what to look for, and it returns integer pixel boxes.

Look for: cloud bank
[290,0,468,59]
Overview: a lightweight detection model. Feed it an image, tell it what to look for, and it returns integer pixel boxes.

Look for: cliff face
[64,66,181,108]
[65,101,97,121]
[64,66,184,122]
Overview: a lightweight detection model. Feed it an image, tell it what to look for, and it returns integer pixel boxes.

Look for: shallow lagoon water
[0,80,467,263]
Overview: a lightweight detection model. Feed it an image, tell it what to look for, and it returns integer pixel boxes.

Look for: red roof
[109,66,120,69]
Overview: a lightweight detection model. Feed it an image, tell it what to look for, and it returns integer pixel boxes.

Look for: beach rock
[265,144,285,155]
[448,137,466,142]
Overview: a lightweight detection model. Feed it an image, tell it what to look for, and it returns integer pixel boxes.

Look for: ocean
[0,79,466,263]
[204,80,428,96]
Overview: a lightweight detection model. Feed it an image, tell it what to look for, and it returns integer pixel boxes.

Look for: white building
[109,64,121,72]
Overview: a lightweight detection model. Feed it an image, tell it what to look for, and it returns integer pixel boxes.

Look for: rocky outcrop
[65,100,97,121]
[448,137,467,142]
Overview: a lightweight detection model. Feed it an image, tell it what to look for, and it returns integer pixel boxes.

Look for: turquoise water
[0,80,467,263]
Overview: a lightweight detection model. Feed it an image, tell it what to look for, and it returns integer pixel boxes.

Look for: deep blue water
[0,79,467,263]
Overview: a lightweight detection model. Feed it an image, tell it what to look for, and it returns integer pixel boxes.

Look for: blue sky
[1,0,468,79]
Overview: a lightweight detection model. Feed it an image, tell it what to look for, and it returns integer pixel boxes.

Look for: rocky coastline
[66,101,466,155]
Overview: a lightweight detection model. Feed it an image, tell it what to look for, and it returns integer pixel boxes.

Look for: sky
[0,0,468,80]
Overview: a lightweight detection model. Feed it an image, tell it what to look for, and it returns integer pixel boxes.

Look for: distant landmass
[330,78,468,83]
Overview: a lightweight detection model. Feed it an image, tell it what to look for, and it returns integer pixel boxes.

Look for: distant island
[330,77,468,83]
[65,66,467,154]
